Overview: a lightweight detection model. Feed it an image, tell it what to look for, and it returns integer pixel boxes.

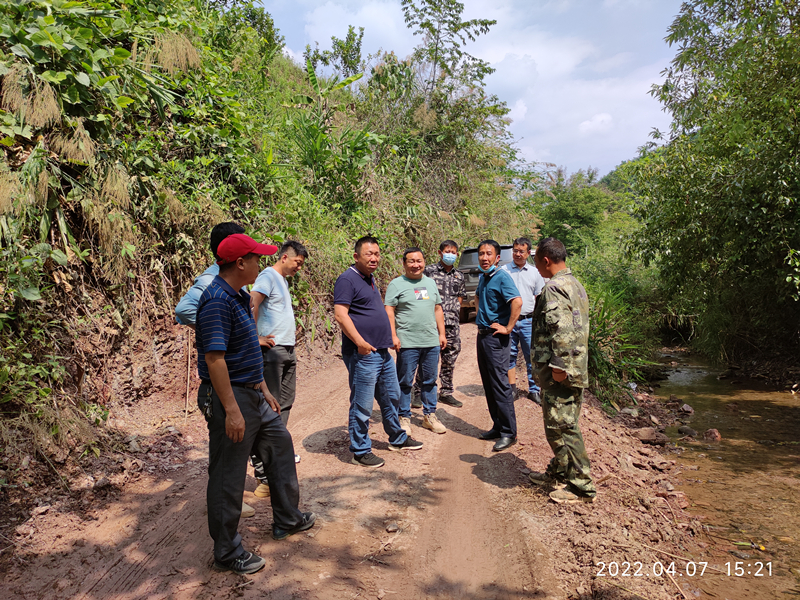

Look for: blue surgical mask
[478,263,496,274]
[441,253,457,266]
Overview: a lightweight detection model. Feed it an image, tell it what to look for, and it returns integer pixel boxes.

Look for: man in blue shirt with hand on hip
[474,239,522,452]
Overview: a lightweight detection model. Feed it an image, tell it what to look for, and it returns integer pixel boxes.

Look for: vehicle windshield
[459,247,514,269]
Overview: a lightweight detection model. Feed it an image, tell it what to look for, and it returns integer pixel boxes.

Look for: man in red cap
[196,232,315,574]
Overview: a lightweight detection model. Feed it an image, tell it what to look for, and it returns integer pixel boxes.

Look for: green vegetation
[525,167,658,401]
[0,0,541,453]
[9,0,790,461]
[626,0,800,361]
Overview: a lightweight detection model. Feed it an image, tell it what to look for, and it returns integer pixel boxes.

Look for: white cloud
[508,99,528,123]
[261,0,681,174]
[579,113,614,135]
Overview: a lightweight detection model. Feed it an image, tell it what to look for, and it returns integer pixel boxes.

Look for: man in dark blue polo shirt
[196,233,315,574]
[474,239,523,451]
[334,236,424,468]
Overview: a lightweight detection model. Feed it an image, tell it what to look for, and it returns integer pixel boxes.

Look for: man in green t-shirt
[385,248,448,434]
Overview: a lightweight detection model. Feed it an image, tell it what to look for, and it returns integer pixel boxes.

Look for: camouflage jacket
[531,268,590,389]
[424,262,465,328]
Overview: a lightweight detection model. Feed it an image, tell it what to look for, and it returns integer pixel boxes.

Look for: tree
[400,0,495,93]
[304,25,364,78]
[628,0,800,357]
[528,169,612,257]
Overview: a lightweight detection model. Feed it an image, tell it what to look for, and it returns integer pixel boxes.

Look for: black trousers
[200,383,304,562]
[476,331,517,438]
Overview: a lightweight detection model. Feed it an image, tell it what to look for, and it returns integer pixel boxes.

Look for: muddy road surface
[2,324,737,600]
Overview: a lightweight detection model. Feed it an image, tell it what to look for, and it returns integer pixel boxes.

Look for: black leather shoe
[478,429,501,440]
[492,437,517,452]
[528,391,541,405]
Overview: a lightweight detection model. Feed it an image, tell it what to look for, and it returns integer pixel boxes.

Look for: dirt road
[3,324,712,600]
[3,324,563,599]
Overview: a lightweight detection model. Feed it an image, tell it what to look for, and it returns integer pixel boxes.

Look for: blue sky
[259,0,682,175]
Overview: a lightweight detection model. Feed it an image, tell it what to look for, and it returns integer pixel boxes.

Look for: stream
[657,353,800,598]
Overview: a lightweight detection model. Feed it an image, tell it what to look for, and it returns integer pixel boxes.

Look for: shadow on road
[459,452,532,490]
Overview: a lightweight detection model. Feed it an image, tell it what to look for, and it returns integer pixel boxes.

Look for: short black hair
[536,237,567,263]
[218,252,258,273]
[439,240,458,252]
[280,240,308,259]
[477,239,501,256]
[355,235,380,254]
[402,247,424,263]
[210,222,245,257]
[513,237,532,253]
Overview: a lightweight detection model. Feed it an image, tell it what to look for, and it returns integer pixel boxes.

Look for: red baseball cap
[216,233,278,264]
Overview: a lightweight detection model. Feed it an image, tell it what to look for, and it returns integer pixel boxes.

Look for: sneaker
[389,436,424,451]
[253,483,271,498]
[241,502,255,518]
[295,454,301,463]
[422,413,447,434]
[273,512,317,540]
[438,394,463,408]
[399,416,411,433]
[528,391,541,405]
[549,488,595,504]
[214,551,266,574]
[352,452,385,468]
[410,393,423,409]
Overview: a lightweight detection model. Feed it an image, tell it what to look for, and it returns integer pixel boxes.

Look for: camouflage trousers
[414,324,461,396]
[542,383,596,497]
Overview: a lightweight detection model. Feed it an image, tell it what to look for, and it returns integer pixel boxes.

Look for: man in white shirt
[250,241,308,496]
[502,237,545,404]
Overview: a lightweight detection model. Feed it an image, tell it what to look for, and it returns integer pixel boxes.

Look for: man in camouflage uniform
[529,237,596,503]
[412,240,466,408]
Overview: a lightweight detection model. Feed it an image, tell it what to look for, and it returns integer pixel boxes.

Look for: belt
[262,344,295,351]
[201,379,261,390]
[478,327,494,335]
[519,313,534,320]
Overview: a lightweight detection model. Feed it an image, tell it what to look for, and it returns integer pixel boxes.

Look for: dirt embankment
[2,323,726,599]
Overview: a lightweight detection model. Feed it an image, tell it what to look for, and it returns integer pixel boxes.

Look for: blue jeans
[509,318,539,393]
[342,349,408,456]
[396,346,440,416]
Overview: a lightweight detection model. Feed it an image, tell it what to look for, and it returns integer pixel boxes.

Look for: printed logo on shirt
[414,287,429,300]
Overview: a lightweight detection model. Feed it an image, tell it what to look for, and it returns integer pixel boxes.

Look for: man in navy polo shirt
[196,233,315,574]
[474,239,523,452]
[334,236,424,468]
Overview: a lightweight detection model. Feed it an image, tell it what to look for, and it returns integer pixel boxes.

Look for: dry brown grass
[412,103,438,132]
[147,31,201,75]
[50,119,97,163]
[1,66,60,129]
[100,164,131,209]
[82,191,136,283]
[162,187,185,225]
[0,170,19,214]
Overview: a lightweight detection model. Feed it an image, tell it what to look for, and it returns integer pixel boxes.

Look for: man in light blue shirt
[502,237,546,404]
[249,241,308,498]
[251,240,307,426]
[175,264,220,326]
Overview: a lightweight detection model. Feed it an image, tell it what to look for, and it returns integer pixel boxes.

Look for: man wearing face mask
[411,240,466,409]
[474,239,522,452]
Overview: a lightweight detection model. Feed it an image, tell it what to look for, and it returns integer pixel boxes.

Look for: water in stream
[657,353,800,599]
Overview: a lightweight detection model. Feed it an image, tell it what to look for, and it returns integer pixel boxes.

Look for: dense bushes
[626,0,800,361]
[0,0,541,451]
